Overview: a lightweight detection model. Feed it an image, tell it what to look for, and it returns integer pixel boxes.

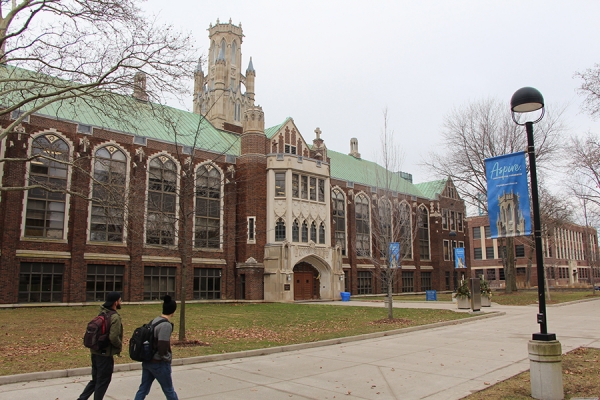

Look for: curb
[0,311,504,386]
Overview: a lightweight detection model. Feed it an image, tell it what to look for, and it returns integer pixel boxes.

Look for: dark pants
[78,354,114,400]
[134,361,178,400]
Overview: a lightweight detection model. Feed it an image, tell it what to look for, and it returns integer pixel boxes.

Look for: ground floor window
[401,271,414,292]
[344,270,349,292]
[499,267,505,281]
[357,271,372,294]
[558,267,569,279]
[486,268,496,281]
[18,262,64,302]
[144,266,176,300]
[421,272,432,291]
[86,265,124,302]
[194,268,221,299]
[445,271,451,290]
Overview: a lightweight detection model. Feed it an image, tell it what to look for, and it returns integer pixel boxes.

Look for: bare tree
[576,63,600,119]
[367,110,418,319]
[424,98,565,293]
[0,0,196,143]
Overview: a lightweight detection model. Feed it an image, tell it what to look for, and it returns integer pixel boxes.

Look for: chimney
[133,72,149,102]
[349,138,361,159]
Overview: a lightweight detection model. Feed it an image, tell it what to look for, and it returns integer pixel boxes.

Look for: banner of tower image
[485,151,532,239]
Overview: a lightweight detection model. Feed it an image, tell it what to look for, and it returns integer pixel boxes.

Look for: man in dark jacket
[78,291,123,400]
[134,295,178,400]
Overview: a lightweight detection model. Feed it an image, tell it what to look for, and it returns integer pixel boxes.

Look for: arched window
[195,164,221,248]
[418,205,430,260]
[310,221,317,242]
[211,41,216,64]
[378,198,392,257]
[355,194,370,256]
[398,202,412,259]
[146,156,177,245]
[301,220,308,243]
[25,134,70,238]
[231,40,237,63]
[90,146,127,242]
[319,222,326,244]
[275,218,285,241]
[292,219,299,242]
[332,189,346,255]
[219,39,226,59]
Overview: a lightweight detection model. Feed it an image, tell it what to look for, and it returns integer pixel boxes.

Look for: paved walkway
[1,299,599,399]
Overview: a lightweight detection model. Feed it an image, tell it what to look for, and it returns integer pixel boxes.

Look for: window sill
[193,247,223,253]
[86,241,127,247]
[20,237,68,244]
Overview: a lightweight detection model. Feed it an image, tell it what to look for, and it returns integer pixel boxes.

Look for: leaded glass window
[195,165,221,248]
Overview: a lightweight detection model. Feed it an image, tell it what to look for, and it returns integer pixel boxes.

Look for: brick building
[0,21,468,304]
[466,215,599,289]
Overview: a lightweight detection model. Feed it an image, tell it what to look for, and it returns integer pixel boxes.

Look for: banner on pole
[388,242,400,267]
[454,247,465,269]
[485,151,531,239]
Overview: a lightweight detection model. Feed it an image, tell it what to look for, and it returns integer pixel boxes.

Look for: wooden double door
[294,263,320,300]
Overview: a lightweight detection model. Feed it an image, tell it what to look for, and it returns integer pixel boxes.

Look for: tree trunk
[504,237,518,293]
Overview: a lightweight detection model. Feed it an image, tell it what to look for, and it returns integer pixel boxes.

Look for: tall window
[146,156,177,245]
[292,219,299,242]
[310,221,317,242]
[194,268,221,299]
[319,222,326,244]
[357,271,372,294]
[195,165,221,248]
[231,40,237,63]
[378,199,392,257]
[144,266,176,300]
[301,220,308,242]
[86,265,124,301]
[355,194,370,256]
[25,134,69,239]
[309,177,316,200]
[275,172,286,197]
[421,272,432,291]
[292,174,299,198]
[301,176,308,199]
[275,218,286,241]
[19,262,63,302]
[417,206,430,260]
[398,202,412,259]
[318,179,325,202]
[401,271,414,292]
[90,146,127,242]
[473,227,481,239]
[332,189,346,255]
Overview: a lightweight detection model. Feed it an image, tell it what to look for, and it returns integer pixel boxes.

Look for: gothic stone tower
[194,19,256,133]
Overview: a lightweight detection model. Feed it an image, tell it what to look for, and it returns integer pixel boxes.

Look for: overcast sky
[145,0,600,184]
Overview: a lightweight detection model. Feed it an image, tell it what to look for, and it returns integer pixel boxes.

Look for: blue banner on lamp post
[454,247,465,269]
[485,151,532,239]
[388,242,400,267]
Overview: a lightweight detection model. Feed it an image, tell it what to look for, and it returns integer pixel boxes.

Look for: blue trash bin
[340,292,350,302]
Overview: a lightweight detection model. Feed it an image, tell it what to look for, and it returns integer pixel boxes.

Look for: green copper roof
[414,179,448,199]
[265,118,291,139]
[327,149,427,198]
[1,65,241,156]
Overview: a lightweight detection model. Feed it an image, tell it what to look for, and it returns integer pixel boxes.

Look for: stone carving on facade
[245,257,257,264]
[274,199,287,218]
[227,165,235,178]
[295,242,330,259]
[135,147,145,162]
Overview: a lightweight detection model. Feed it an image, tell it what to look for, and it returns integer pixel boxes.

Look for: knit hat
[103,291,121,308]
[162,295,177,315]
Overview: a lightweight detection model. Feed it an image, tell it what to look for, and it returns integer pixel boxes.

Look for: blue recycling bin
[340,292,351,302]
[425,290,437,301]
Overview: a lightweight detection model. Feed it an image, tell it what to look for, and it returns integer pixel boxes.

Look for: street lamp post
[511,87,563,399]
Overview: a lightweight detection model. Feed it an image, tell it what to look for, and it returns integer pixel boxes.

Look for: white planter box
[481,295,491,307]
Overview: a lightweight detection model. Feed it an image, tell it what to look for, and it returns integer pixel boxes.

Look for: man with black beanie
[134,295,178,400]
[78,291,123,400]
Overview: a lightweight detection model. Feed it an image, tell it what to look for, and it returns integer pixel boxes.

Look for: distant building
[0,20,467,304]
[467,215,599,288]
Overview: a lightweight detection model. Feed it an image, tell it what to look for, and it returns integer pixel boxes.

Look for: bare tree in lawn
[423,98,564,293]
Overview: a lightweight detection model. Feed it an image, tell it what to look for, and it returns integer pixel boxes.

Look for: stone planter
[456,296,470,309]
[481,295,491,307]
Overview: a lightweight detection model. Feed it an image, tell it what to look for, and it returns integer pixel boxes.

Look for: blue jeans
[134,362,178,400]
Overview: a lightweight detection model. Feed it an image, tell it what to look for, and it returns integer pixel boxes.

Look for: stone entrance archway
[293,262,320,300]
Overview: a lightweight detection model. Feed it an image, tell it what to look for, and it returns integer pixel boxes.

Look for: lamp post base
[528,340,563,400]
[532,332,556,341]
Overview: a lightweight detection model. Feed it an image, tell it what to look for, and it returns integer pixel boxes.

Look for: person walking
[78,291,123,400]
[134,295,179,400]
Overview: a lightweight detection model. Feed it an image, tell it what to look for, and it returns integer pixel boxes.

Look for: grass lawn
[353,290,597,306]
[463,347,600,399]
[0,302,472,376]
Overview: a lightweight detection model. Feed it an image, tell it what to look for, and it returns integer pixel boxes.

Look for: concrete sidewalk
[1,299,599,399]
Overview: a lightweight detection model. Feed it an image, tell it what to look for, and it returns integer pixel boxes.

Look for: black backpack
[129,318,168,362]
[83,310,116,351]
